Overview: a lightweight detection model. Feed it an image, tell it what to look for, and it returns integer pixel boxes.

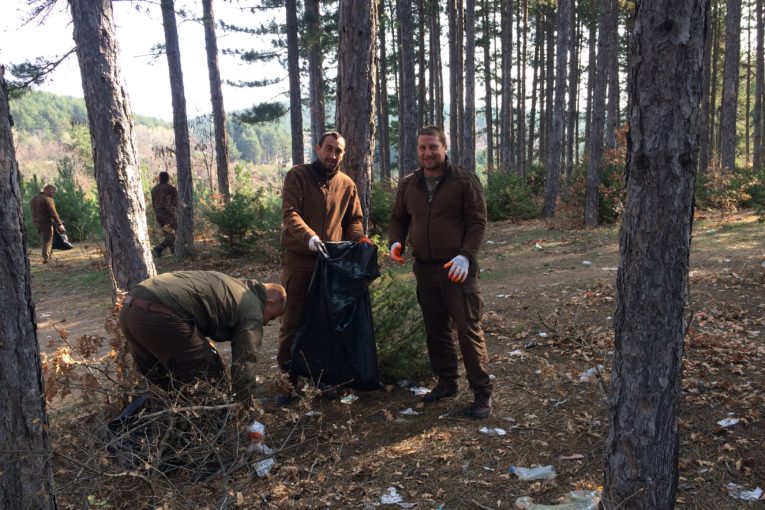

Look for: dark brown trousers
[37,224,53,261]
[277,250,317,367]
[414,260,492,397]
[119,297,224,389]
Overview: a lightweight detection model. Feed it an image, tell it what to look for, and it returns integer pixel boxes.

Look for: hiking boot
[464,393,492,419]
[317,382,338,400]
[422,381,458,403]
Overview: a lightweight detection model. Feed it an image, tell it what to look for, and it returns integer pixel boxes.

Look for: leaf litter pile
[37,214,764,509]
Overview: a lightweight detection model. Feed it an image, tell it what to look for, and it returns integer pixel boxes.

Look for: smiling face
[417,134,448,174]
[315,134,346,172]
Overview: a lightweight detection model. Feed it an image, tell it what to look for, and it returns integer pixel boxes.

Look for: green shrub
[371,271,431,383]
[484,171,538,222]
[203,189,280,255]
[598,163,626,224]
[695,167,760,213]
[369,181,395,237]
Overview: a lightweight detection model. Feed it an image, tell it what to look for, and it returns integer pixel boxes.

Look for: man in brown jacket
[119,270,286,400]
[150,171,179,258]
[30,183,65,263]
[277,131,371,401]
[388,125,492,419]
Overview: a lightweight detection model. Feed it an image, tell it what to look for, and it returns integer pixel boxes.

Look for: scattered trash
[508,350,524,357]
[538,332,549,338]
[510,465,556,480]
[381,486,403,504]
[247,420,265,443]
[579,365,605,383]
[534,243,543,250]
[525,341,538,349]
[559,453,584,461]
[717,417,740,428]
[248,442,274,477]
[489,374,496,380]
[397,379,411,388]
[479,426,507,436]
[726,483,762,501]
[340,394,359,405]
[496,293,512,298]
[304,410,322,417]
[410,386,431,396]
[514,490,600,509]
[487,240,495,244]
[400,408,419,416]
[601,267,618,271]
[723,258,731,263]
[582,260,592,266]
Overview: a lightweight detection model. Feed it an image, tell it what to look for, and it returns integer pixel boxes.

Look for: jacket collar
[311,159,339,181]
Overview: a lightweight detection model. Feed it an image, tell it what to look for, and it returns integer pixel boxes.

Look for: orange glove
[390,242,405,264]
[358,236,374,245]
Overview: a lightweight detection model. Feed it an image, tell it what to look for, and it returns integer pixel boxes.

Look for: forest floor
[31,210,765,509]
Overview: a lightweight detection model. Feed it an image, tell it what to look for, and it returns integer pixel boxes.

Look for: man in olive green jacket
[119,270,286,400]
[30,183,65,263]
[388,125,492,419]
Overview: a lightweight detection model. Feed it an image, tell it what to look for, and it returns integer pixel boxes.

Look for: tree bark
[754,0,764,169]
[604,1,708,508]
[397,0,418,176]
[160,0,194,258]
[306,0,326,149]
[286,0,304,165]
[584,0,612,226]
[70,0,155,298]
[463,0,477,168]
[337,0,377,233]
[710,1,721,163]
[584,19,597,160]
[516,0,527,176]
[566,5,579,180]
[720,0,743,171]
[542,0,570,217]
[544,11,554,168]
[483,0,495,173]
[377,0,391,182]
[202,0,230,199]
[698,0,714,173]
[418,0,428,126]
[448,0,464,165]
[500,0,513,171]
[605,0,620,149]
[529,11,542,165]
[0,65,57,510]
[431,1,445,128]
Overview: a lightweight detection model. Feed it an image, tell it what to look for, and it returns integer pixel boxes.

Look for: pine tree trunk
[584,19,597,160]
[448,0,464,165]
[746,9,752,166]
[397,0,418,176]
[463,0,477,168]
[377,0,392,182]
[542,0,570,217]
[0,65,57,510]
[418,0,428,126]
[500,0,514,171]
[286,0,304,164]
[604,1,708,507]
[605,0,620,149]
[698,0,714,173]
[720,0,743,171]
[516,0,528,176]
[337,0,377,233]
[528,11,541,165]
[585,0,612,226]
[160,0,194,258]
[306,0,326,149]
[70,0,156,297]
[432,1,445,128]
[544,12,554,168]
[483,0,495,173]
[538,14,547,164]
[755,0,764,169]
[566,7,579,180]
[710,1,721,163]
[202,0,230,200]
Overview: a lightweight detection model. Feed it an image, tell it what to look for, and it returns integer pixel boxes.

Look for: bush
[203,189,280,255]
[369,181,395,237]
[695,166,761,213]
[371,271,431,383]
[484,171,538,222]
[597,163,626,224]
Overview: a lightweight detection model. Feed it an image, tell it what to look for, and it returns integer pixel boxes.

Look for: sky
[0,0,286,122]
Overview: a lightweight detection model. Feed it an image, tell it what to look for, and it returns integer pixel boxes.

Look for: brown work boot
[422,380,458,403]
[464,393,492,419]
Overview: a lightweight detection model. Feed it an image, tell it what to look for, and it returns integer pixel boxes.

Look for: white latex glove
[308,235,321,252]
[444,255,469,283]
[389,242,404,264]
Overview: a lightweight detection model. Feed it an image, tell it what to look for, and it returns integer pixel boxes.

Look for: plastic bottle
[514,490,600,510]
[509,464,556,480]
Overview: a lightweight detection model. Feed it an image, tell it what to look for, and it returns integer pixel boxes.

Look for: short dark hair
[417,125,447,147]
[317,131,344,147]
[159,171,170,183]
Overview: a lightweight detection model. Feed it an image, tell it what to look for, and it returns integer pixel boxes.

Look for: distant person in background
[151,171,179,258]
[30,183,65,264]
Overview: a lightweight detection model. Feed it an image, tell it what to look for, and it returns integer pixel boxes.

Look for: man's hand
[308,236,329,257]
[57,224,66,233]
[389,242,405,264]
[443,255,469,283]
[357,235,374,245]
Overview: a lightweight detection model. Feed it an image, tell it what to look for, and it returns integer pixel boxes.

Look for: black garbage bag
[52,229,74,250]
[289,241,383,390]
